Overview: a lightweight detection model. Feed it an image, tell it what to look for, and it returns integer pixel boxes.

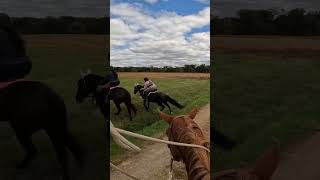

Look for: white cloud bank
[110,3,210,67]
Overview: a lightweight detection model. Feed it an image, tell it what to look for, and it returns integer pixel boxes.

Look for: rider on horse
[97,68,120,92]
[0,13,32,83]
[141,77,157,96]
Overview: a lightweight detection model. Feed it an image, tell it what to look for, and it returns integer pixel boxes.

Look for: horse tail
[47,89,84,167]
[212,128,236,150]
[130,102,137,114]
[166,96,184,109]
[65,130,84,167]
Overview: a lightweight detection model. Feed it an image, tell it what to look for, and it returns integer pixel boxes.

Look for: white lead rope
[114,127,210,152]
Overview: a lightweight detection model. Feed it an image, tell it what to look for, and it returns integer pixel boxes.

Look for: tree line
[212,8,320,35]
[11,16,108,34]
[112,64,210,73]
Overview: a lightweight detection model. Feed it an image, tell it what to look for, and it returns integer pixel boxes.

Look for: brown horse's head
[214,139,280,180]
[160,108,210,179]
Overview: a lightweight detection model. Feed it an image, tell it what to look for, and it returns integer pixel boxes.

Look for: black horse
[134,84,184,114]
[0,81,83,180]
[76,73,136,120]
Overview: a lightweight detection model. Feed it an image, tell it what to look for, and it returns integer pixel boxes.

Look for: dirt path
[271,132,320,180]
[110,104,210,180]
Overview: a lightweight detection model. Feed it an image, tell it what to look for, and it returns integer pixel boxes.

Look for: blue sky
[110,0,210,67]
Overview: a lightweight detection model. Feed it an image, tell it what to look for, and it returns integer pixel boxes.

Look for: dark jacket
[102,70,119,87]
[0,25,32,82]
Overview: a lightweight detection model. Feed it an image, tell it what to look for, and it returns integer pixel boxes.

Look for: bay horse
[76,73,136,121]
[159,108,210,180]
[0,80,83,180]
[134,84,184,114]
[213,139,280,180]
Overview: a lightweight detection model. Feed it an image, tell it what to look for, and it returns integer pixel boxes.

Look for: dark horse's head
[133,83,143,94]
[76,72,104,103]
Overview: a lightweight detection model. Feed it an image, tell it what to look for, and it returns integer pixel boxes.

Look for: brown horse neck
[181,146,210,180]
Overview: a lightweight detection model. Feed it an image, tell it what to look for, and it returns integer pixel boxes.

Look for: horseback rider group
[97,68,158,97]
[0,13,32,83]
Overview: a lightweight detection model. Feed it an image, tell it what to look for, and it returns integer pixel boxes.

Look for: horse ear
[80,69,85,77]
[159,111,174,124]
[188,108,199,119]
[251,138,280,180]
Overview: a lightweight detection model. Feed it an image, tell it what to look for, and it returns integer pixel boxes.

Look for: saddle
[146,90,157,97]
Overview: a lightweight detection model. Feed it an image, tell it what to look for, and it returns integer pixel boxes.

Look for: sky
[0,0,107,17]
[110,0,210,67]
[215,0,320,17]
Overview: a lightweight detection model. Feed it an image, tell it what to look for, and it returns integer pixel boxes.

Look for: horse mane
[1,26,26,57]
[167,118,210,180]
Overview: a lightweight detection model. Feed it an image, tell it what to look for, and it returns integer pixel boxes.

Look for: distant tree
[68,21,87,34]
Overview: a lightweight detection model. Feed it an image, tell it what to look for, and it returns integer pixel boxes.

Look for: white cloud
[144,0,158,4]
[195,0,210,4]
[110,3,210,67]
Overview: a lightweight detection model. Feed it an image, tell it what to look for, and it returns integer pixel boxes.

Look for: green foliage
[112,64,210,73]
[11,16,108,34]
[213,8,320,35]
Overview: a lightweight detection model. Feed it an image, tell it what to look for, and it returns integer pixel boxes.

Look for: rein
[110,117,210,180]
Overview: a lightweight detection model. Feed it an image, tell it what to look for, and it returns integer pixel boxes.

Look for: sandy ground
[110,104,210,180]
[271,132,320,180]
[118,72,210,80]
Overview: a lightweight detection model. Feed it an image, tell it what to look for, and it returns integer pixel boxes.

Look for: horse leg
[157,101,165,111]
[163,102,172,114]
[114,101,122,115]
[47,132,70,180]
[143,99,149,111]
[125,101,133,121]
[64,131,83,168]
[129,101,137,116]
[15,133,38,169]
[168,157,174,180]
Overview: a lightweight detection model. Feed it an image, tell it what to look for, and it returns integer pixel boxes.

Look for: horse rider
[141,77,157,96]
[97,68,120,92]
[0,13,32,83]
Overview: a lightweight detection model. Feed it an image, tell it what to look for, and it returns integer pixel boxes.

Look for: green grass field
[0,35,108,180]
[110,76,210,161]
[213,44,320,171]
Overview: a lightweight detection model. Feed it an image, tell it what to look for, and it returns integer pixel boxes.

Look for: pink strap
[0,79,22,90]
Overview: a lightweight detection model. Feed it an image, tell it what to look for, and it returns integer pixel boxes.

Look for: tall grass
[213,53,320,170]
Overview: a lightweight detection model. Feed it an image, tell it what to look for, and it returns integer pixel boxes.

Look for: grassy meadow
[110,74,210,161]
[0,35,108,180]
[213,36,320,171]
